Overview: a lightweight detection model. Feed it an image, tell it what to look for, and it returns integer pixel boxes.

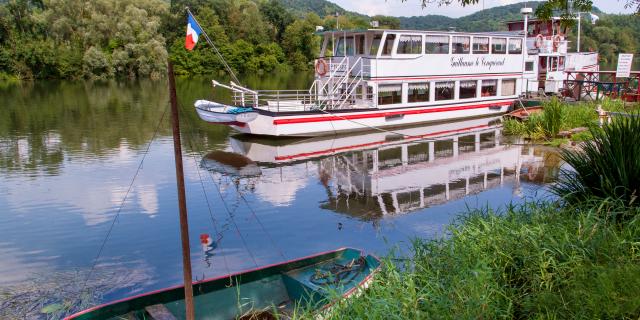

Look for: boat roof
[317,28,524,37]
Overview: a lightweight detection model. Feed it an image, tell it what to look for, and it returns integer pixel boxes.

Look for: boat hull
[65,248,380,320]
[209,99,514,137]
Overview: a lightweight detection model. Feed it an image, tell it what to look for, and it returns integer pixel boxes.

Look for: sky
[331,0,635,18]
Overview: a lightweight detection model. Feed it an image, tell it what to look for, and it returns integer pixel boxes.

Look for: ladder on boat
[310,57,371,110]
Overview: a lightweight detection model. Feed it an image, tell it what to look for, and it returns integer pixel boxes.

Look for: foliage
[300,201,640,319]
[553,114,640,213]
[540,97,566,137]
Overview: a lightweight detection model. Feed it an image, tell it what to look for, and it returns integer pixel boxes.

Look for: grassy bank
[307,201,640,319]
[503,98,638,143]
[296,113,640,319]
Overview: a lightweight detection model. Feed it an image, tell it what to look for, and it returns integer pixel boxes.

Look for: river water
[0,75,560,318]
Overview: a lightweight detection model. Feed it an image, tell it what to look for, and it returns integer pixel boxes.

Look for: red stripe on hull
[273,101,513,125]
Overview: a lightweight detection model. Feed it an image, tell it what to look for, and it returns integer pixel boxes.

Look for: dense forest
[0,0,638,80]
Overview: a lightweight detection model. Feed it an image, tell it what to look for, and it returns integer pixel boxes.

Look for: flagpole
[185,7,242,85]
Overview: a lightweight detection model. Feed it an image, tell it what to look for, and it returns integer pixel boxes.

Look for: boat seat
[145,304,177,320]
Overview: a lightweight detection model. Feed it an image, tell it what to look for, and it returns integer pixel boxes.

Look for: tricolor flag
[185,13,202,51]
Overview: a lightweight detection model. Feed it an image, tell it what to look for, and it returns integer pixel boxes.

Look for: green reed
[296,201,640,319]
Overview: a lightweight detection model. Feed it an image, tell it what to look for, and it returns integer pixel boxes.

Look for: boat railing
[214,56,373,112]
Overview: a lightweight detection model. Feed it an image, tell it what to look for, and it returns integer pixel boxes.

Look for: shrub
[553,113,640,215]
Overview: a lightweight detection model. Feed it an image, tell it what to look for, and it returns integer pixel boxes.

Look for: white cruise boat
[195,12,598,137]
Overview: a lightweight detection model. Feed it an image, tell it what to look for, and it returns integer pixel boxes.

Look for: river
[0,75,560,318]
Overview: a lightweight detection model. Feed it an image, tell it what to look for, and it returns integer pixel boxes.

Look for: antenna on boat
[185,7,242,86]
[168,61,196,320]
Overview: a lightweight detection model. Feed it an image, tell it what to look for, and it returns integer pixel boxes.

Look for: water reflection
[208,116,559,220]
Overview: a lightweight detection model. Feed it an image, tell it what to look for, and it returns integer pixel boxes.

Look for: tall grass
[553,113,640,216]
[298,202,640,319]
[539,97,566,137]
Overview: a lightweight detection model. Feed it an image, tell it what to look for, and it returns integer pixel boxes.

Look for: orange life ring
[315,59,328,76]
[535,34,544,48]
[553,35,562,50]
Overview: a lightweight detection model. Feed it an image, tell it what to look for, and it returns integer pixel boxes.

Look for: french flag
[185,13,202,51]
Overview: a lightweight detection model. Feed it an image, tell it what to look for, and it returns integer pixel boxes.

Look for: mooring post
[168,61,196,320]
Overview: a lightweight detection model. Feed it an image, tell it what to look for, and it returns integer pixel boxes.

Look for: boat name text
[450,57,506,70]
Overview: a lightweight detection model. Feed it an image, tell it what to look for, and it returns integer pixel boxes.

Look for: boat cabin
[312,29,527,111]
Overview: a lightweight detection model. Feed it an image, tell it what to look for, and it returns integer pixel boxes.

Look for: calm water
[0,75,560,318]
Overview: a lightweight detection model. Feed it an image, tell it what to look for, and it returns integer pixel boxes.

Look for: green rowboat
[65,248,381,320]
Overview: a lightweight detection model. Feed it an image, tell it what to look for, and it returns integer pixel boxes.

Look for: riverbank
[307,200,640,319]
[503,97,640,147]
[300,112,640,319]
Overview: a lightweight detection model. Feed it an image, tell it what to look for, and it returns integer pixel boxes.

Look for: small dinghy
[194,100,258,124]
[65,248,381,320]
[504,106,543,121]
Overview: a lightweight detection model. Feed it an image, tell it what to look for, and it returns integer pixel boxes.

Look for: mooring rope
[77,103,169,300]
[184,137,232,276]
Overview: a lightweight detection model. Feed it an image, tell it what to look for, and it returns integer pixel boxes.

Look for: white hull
[194,100,258,124]
[219,99,513,137]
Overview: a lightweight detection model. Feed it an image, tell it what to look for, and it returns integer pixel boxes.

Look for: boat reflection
[204,116,559,219]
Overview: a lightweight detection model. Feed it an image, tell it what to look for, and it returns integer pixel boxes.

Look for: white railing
[213,56,373,112]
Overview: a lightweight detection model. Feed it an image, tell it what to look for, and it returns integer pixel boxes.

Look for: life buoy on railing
[535,34,544,48]
[315,59,328,76]
[552,35,562,51]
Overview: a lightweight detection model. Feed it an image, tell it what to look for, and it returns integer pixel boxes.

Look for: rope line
[315,108,438,142]
[78,103,169,298]
[180,113,259,268]
[222,175,288,260]
[186,7,241,86]
[185,137,232,276]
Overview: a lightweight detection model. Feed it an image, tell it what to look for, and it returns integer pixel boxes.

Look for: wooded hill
[0,0,637,80]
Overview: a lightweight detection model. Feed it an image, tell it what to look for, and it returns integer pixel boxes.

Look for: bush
[553,113,640,215]
[540,97,566,137]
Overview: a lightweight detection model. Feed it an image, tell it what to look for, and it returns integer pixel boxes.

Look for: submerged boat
[65,248,380,320]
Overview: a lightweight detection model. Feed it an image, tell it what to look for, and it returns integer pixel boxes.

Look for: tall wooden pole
[168,61,196,320]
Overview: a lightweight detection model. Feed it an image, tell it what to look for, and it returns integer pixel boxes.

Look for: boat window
[481,80,497,96]
[370,34,382,55]
[525,61,534,71]
[492,38,506,54]
[472,37,489,54]
[452,36,470,54]
[425,35,449,54]
[459,80,477,99]
[435,81,454,101]
[381,34,396,56]
[397,35,422,54]
[356,34,365,55]
[501,79,516,96]
[335,36,355,56]
[408,83,429,102]
[558,56,565,70]
[378,84,402,105]
[550,57,560,71]
[508,39,522,54]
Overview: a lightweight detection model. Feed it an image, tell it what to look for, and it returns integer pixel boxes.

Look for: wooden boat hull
[65,248,381,320]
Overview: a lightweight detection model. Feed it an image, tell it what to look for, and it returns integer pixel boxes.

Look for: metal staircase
[309,57,371,110]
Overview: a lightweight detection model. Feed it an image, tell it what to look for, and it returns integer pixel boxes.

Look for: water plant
[539,97,566,137]
[553,113,640,216]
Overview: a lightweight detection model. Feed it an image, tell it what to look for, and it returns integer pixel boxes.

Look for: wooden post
[168,62,196,320]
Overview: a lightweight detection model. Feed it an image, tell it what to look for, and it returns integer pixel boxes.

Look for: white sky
[331,0,635,18]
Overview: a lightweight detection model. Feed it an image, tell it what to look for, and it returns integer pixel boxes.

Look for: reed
[297,201,640,319]
[552,113,640,216]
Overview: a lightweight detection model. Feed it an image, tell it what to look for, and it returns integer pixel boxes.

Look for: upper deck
[317,29,528,79]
